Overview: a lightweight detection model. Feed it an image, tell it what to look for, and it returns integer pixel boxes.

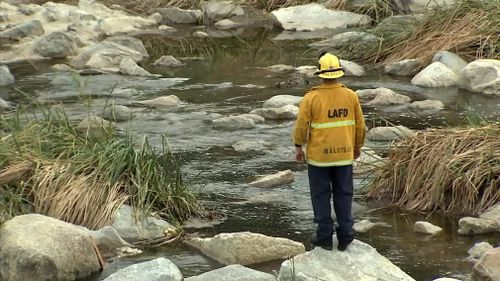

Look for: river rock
[479,203,500,231]
[366,89,411,106]
[193,31,209,38]
[461,59,500,96]
[468,242,494,260]
[153,55,184,67]
[203,0,244,23]
[0,214,101,281]
[309,31,378,49]
[96,16,157,36]
[112,88,138,99]
[103,258,182,281]
[353,220,376,233]
[0,19,43,40]
[263,95,302,108]
[341,59,365,76]
[213,115,256,130]
[250,170,294,188]
[138,95,180,108]
[458,217,497,235]
[409,100,445,111]
[119,58,154,76]
[414,221,443,235]
[111,204,175,242]
[34,31,78,58]
[159,25,177,32]
[277,238,415,281]
[105,36,149,63]
[432,51,468,75]
[0,65,15,86]
[296,65,316,77]
[250,105,299,120]
[367,126,416,142]
[411,62,458,87]
[271,4,371,31]
[384,59,422,76]
[50,64,76,72]
[186,232,305,265]
[232,140,271,152]
[356,88,385,100]
[266,64,295,73]
[185,264,275,281]
[70,41,145,71]
[472,247,500,281]
[88,226,132,249]
[101,105,134,122]
[238,114,265,123]
[215,19,239,29]
[157,7,202,24]
[77,115,116,137]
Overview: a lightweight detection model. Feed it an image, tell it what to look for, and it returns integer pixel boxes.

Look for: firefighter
[293,52,366,251]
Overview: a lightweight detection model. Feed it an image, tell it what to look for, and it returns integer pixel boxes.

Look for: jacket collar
[318,82,344,89]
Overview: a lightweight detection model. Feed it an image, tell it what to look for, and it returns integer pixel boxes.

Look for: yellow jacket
[293,83,365,167]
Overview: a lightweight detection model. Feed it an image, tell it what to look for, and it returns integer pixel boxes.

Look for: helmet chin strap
[315,67,344,75]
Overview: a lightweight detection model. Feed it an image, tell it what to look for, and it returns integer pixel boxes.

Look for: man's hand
[295,146,305,163]
[354,146,362,160]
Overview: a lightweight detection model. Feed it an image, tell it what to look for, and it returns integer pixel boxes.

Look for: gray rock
[213,115,256,130]
[271,4,371,31]
[50,64,76,72]
[215,19,239,29]
[414,221,443,235]
[193,31,209,38]
[111,204,175,242]
[103,258,182,281]
[232,140,271,152]
[356,88,384,100]
[34,31,78,58]
[153,55,184,67]
[432,51,468,75]
[238,114,265,123]
[70,41,145,71]
[157,7,202,24]
[148,12,163,24]
[0,19,43,40]
[353,220,376,233]
[101,105,134,122]
[472,247,500,281]
[411,62,458,87]
[0,12,9,22]
[44,6,62,22]
[341,59,365,76]
[366,88,411,106]
[249,170,294,188]
[458,217,497,235]
[309,31,378,49]
[119,58,154,76]
[104,36,149,63]
[185,264,275,281]
[112,88,138,99]
[461,59,500,96]
[137,95,180,108]
[186,232,305,265]
[367,126,416,142]
[95,16,157,36]
[0,65,15,86]
[409,100,445,111]
[89,226,132,249]
[203,0,244,23]
[250,105,299,120]
[263,95,302,108]
[384,59,422,76]
[159,25,177,32]
[479,203,500,231]
[277,238,415,281]
[0,214,100,281]
[468,242,494,260]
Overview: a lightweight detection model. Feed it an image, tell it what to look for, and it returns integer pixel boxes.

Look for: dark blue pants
[308,164,354,244]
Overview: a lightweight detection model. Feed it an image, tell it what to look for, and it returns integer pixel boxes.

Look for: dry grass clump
[366,126,500,215]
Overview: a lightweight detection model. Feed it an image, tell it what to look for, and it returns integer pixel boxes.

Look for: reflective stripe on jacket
[293,83,366,167]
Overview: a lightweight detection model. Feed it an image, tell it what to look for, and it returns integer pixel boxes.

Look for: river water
[3,27,499,281]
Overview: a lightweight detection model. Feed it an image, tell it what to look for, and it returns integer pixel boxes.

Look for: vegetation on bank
[365,125,500,215]
[0,105,204,229]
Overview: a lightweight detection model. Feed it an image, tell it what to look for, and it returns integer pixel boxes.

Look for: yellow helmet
[315,52,344,79]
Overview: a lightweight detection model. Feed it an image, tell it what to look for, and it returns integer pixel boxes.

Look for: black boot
[310,236,333,250]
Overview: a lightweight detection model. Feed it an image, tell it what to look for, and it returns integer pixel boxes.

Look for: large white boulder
[458,217,497,235]
[34,31,79,58]
[186,232,305,265]
[341,59,365,76]
[185,264,275,281]
[271,4,371,31]
[384,59,422,76]
[277,239,415,281]
[432,51,468,74]
[409,100,445,111]
[203,0,244,23]
[105,36,149,62]
[103,258,182,281]
[461,59,500,96]
[366,88,411,106]
[472,247,500,281]
[101,105,134,122]
[157,7,202,24]
[137,95,181,108]
[468,242,494,260]
[263,95,302,108]
[309,31,378,49]
[411,62,458,87]
[353,220,390,233]
[119,58,155,76]
[367,126,416,142]
[249,170,294,188]
[250,105,299,120]
[70,41,145,71]
[96,16,157,36]
[0,214,101,281]
[414,221,443,235]
[0,65,15,86]
[479,203,500,231]
[213,115,256,130]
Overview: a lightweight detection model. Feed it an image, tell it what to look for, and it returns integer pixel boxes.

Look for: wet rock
[296,65,316,77]
[356,88,384,100]
[112,88,138,99]
[89,226,132,249]
[77,115,116,137]
[185,264,275,281]
[215,19,239,29]
[409,100,445,111]
[353,220,378,233]
[250,170,294,188]
[238,114,265,123]
[367,126,416,142]
[105,36,149,63]
[432,51,468,75]
[70,41,145,71]
[223,6,272,29]
[50,64,76,72]
[263,95,302,108]
[0,65,15,86]
[384,59,422,76]
[96,16,157,36]
[271,4,371,31]
[411,62,458,87]
[114,247,143,259]
[232,140,271,152]
[366,89,411,106]
[159,25,177,32]
[472,247,500,281]
[186,232,305,265]
[213,115,256,130]
[148,12,163,24]
[0,19,43,40]
[458,217,497,235]
[309,31,378,49]
[193,31,209,38]
[0,214,100,281]
[137,95,180,109]
[111,204,175,242]
[203,0,244,23]
[468,242,494,260]
[119,58,155,76]
[250,105,299,120]
[34,31,78,59]
[277,238,415,281]
[414,221,443,235]
[266,64,295,73]
[461,59,500,96]
[157,7,202,24]
[103,258,182,281]
[479,203,500,231]
[274,73,309,88]
[101,105,134,122]
[153,55,184,67]
[341,59,366,76]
